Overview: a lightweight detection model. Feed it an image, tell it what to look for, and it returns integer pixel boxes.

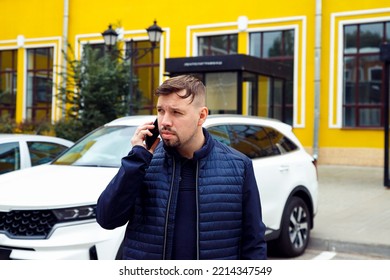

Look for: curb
[309,238,390,259]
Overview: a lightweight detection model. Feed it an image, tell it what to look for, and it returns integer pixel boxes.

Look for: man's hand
[131,121,160,153]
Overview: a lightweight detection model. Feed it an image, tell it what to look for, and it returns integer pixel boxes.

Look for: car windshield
[52,126,135,167]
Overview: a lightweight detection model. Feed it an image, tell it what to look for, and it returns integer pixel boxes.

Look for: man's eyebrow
[156,105,184,111]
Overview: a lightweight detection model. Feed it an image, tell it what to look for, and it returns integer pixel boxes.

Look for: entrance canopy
[164,54,293,119]
[165,54,292,80]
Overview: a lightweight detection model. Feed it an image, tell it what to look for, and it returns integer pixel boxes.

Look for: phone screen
[145,119,159,149]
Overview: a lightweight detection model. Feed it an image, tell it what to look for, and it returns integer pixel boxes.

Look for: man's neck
[178,134,205,159]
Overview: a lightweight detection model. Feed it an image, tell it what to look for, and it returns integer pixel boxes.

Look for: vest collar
[163,128,214,161]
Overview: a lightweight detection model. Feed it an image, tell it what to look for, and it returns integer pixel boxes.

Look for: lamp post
[102,20,163,115]
[380,42,390,187]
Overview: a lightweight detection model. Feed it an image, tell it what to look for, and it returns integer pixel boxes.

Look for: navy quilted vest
[122,132,248,260]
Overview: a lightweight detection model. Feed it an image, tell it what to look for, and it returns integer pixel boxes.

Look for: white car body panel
[0,165,117,210]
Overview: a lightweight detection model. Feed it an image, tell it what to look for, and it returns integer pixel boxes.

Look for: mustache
[161,126,176,134]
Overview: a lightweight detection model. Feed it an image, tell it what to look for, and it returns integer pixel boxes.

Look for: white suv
[0,115,318,259]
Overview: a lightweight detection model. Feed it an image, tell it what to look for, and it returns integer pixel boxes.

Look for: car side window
[27,141,69,166]
[207,125,231,146]
[263,127,298,153]
[0,142,21,174]
[228,125,278,159]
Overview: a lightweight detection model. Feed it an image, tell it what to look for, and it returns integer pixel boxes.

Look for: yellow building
[1,0,390,167]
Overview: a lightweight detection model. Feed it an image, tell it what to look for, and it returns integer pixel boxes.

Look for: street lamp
[146,20,164,47]
[101,25,118,50]
[101,20,163,115]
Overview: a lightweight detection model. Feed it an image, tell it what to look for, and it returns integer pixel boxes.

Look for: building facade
[1,0,390,166]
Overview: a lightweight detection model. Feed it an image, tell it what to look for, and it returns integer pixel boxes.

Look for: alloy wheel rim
[289,205,309,248]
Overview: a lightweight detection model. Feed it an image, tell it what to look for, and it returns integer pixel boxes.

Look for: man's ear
[198,106,208,126]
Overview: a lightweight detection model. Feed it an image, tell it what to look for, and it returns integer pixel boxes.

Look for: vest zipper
[195,161,200,260]
[162,159,175,260]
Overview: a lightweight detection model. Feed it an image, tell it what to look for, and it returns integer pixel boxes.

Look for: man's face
[156,90,202,154]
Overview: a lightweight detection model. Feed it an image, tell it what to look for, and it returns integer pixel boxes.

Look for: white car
[0,115,318,259]
[0,134,74,175]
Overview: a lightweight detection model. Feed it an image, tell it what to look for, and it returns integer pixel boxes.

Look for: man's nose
[160,114,172,127]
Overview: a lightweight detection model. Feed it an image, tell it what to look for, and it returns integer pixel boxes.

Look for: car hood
[0,164,119,211]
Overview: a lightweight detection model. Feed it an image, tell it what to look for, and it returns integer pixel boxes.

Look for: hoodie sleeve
[96,145,152,229]
[240,159,268,259]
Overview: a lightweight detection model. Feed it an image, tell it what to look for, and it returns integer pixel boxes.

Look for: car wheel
[273,196,311,257]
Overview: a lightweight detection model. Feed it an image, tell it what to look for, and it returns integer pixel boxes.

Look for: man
[96,75,267,260]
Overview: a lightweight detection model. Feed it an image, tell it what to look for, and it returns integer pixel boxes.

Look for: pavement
[309,164,390,259]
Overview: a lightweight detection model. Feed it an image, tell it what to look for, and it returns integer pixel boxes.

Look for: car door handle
[279,165,289,172]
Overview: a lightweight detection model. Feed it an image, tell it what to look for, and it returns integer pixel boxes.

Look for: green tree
[55,44,131,141]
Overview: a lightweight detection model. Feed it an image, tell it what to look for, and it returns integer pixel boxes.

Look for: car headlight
[53,205,96,222]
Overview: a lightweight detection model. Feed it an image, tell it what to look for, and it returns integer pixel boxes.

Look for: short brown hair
[155,75,206,104]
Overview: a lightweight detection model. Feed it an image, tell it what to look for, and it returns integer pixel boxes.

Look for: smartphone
[145,119,159,149]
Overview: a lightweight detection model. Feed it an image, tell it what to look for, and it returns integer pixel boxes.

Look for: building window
[249,30,294,125]
[26,47,53,121]
[88,43,105,58]
[0,50,17,119]
[206,72,237,114]
[250,30,294,60]
[125,40,160,115]
[198,34,238,56]
[343,21,390,128]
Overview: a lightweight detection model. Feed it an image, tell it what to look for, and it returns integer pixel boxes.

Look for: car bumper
[0,221,125,260]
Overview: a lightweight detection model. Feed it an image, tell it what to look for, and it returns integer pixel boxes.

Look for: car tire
[271,196,311,258]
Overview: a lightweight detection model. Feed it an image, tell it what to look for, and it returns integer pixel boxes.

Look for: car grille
[0,210,58,239]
